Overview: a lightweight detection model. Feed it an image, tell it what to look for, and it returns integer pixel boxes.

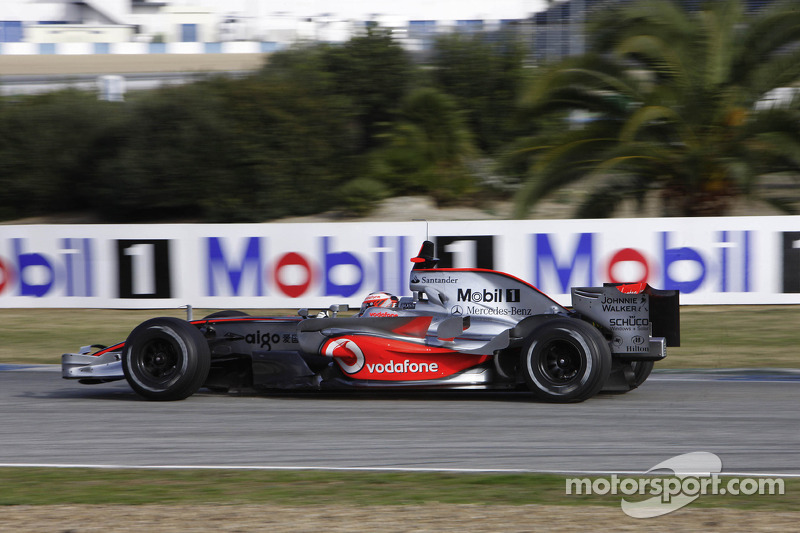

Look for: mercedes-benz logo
[450,305,463,316]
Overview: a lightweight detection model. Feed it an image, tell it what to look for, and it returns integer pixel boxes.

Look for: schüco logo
[609,317,650,327]
[457,288,521,303]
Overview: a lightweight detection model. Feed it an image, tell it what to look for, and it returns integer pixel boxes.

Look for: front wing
[62,344,124,383]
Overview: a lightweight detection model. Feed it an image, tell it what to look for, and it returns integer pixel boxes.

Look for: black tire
[631,360,654,388]
[602,360,655,394]
[521,317,611,402]
[202,310,250,320]
[122,317,211,401]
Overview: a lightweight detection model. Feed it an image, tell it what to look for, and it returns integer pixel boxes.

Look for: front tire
[122,317,210,401]
[521,318,611,402]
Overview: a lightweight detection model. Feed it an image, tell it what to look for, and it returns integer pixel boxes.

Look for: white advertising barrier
[1,216,800,308]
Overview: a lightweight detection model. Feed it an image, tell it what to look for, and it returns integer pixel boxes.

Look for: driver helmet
[359,291,399,316]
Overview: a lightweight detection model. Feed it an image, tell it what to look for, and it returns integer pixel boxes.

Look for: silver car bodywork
[62,241,679,401]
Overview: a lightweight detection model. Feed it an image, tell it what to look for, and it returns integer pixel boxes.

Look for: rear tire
[521,318,611,402]
[631,360,654,388]
[202,310,250,319]
[122,317,210,401]
[602,360,655,394]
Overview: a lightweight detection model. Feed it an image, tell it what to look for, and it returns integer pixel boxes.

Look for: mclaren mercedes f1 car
[62,241,680,402]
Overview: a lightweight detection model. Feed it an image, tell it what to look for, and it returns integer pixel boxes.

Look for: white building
[0,0,546,46]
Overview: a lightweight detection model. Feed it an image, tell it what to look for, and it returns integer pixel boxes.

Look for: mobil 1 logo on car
[454,287,535,317]
[410,269,558,320]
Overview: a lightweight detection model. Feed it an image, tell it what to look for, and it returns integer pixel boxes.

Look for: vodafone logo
[366,359,439,374]
[324,338,364,374]
[323,337,444,377]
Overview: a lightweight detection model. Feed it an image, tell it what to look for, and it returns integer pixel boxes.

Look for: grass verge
[0,468,797,510]
[2,305,800,368]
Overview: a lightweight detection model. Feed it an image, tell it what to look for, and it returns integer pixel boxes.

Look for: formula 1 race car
[62,241,680,402]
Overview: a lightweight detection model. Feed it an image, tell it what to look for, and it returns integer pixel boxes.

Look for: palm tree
[512,0,800,218]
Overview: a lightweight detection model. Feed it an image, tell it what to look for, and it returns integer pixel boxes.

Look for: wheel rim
[538,339,584,384]
[135,337,181,386]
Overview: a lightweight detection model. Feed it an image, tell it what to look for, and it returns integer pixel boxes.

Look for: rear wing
[571,284,680,353]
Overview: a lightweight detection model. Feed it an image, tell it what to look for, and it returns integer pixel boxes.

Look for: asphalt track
[1,366,799,476]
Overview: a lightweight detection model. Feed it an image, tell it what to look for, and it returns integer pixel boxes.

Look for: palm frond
[615,34,689,88]
[521,60,642,111]
[619,105,691,144]
[746,48,800,100]
[735,3,800,79]
[510,0,800,218]
[513,136,617,217]
[698,0,743,89]
[590,0,693,53]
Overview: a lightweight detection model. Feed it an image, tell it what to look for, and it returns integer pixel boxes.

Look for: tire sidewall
[521,318,611,402]
[202,310,250,320]
[122,317,210,401]
[631,360,655,389]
